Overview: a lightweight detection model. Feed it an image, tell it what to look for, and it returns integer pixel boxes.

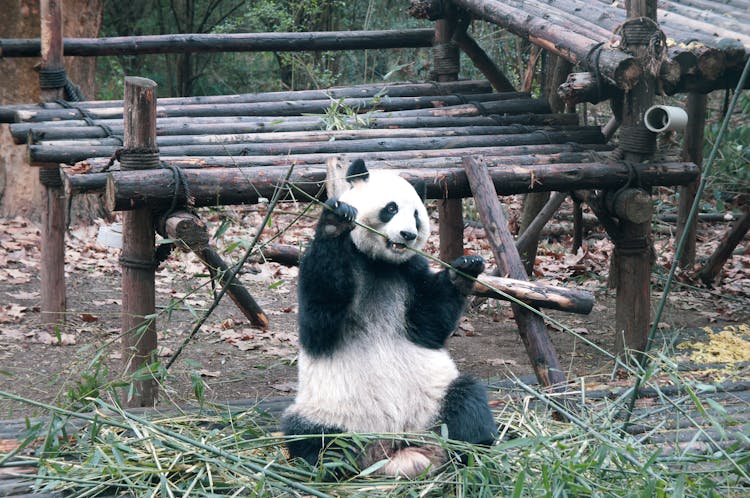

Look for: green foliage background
[96,0,529,99]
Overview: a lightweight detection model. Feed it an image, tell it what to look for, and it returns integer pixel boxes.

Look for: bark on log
[11,92,522,122]
[516,191,568,257]
[558,72,614,106]
[63,149,611,195]
[38,123,584,147]
[697,208,750,285]
[243,242,594,314]
[120,76,159,408]
[163,211,269,330]
[12,112,579,143]
[452,0,642,90]
[0,29,436,57]
[30,127,605,164]
[0,79,493,117]
[101,161,700,212]
[463,155,566,388]
[38,0,66,328]
[677,93,707,269]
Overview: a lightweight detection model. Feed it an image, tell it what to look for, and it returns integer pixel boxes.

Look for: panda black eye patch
[379,202,399,223]
[414,209,421,230]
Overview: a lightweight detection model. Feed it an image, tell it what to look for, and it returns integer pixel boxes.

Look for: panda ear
[346,159,369,184]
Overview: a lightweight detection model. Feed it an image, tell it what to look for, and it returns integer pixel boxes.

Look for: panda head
[338,159,430,264]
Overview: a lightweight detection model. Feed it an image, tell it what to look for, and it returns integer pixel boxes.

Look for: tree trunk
[0,0,102,220]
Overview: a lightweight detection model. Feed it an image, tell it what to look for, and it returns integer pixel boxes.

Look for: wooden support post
[677,92,707,269]
[434,6,464,263]
[612,0,658,357]
[38,0,67,328]
[120,77,159,408]
[463,156,566,388]
[162,211,269,330]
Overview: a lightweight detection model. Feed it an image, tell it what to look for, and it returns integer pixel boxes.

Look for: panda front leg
[296,198,358,356]
[406,255,485,348]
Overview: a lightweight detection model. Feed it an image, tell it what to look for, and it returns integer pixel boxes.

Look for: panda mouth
[387,240,409,253]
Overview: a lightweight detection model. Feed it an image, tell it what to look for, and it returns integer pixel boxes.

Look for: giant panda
[281,159,496,478]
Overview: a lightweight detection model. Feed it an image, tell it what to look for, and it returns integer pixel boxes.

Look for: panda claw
[449,255,485,295]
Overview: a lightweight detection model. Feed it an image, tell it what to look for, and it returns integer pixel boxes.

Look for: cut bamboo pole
[120,77,159,408]
[463,155,565,388]
[38,0,66,329]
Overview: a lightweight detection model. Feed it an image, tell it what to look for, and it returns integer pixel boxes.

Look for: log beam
[100,161,699,212]
[38,0,66,328]
[120,77,159,408]
[463,155,566,388]
[162,211,269,330]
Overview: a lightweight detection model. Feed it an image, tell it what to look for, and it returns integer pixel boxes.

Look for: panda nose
[400,230,417,241]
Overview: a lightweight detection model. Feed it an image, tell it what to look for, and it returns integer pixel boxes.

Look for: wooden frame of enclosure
[4,0,748,405]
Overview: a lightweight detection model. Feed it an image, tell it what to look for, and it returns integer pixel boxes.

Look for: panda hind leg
[281,413,342,467]
[439,375,497,446]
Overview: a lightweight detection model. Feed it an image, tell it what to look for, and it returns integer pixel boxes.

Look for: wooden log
[38,0,66,329]
[63,144,612,196]
[66,142,613,173]
[452,17,516,92]
[12,112,579,143]
[558,72,614,106]
[63,148,611,195]
[103,161,700,212]
[613,0,657,358]
[697,208,750,285]
[120,77,159,408]
[11,92,519,122]
[163,211,269,330]
[243,243,595,314]
[38,123,584,147]
[677,93,707,269]
[452,0,642,90]
[463,155,566,388]
[0,29,436,57]
[516,191,568,257]
[31,127,605,164]
[0,79,494,116]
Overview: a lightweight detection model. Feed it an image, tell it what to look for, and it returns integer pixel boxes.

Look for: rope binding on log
[38,68,67,89]
[119,255,159,271]
[433,41,460,77]
[54,98,123,143]
[38,166,63,188]
[119,147,161,170]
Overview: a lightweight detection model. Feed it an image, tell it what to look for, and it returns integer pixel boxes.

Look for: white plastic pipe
[644,105,688,133]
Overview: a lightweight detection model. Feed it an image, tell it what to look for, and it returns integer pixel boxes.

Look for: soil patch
[1,198,748,417]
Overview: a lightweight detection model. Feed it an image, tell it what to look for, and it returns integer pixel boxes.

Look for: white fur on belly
[289,335,459,433]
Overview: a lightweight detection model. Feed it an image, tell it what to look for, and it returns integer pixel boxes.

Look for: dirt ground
[1,197,748,418]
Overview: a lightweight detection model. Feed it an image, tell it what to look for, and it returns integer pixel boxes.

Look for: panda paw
[320,198,357,237]
[449,255,485,295]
